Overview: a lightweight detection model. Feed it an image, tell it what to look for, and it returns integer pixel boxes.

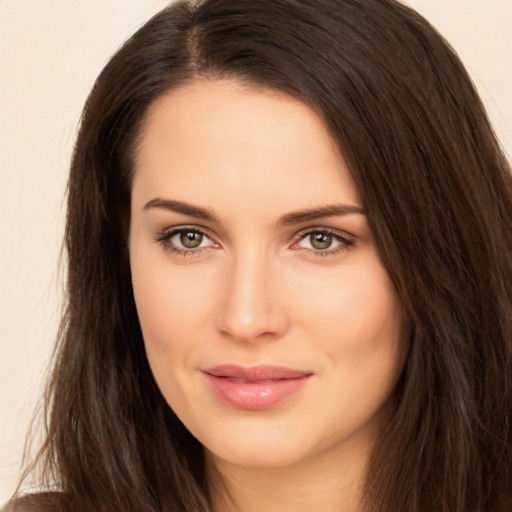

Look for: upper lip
[203,364,313,381]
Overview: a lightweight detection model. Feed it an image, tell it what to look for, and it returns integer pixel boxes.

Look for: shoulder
[3,493,68,512]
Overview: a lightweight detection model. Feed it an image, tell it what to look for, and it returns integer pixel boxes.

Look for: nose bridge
[216,242,286,342]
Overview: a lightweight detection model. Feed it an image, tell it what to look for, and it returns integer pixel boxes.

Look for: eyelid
[153,224,355,258]
[290,226,356,255]
[295,225,355,239]
[153,224,219,254]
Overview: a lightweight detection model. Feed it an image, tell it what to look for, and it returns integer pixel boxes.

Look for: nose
[215,249,289,343]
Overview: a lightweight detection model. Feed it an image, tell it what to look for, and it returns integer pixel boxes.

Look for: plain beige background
[1,0,511,503]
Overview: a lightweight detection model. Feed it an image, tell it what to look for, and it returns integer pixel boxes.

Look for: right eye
[155,226,217,254]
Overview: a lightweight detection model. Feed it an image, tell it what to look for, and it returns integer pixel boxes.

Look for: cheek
[289,256,404,404]
[130,246,215,362]
[292,259,402,348]
[130,253,219,416]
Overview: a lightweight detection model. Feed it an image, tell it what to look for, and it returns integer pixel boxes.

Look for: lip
[203,364,314,410]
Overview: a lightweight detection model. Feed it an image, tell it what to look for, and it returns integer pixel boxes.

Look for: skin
[129,79,405,512]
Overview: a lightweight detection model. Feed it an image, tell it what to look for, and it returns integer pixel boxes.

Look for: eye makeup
[153,223,356,260]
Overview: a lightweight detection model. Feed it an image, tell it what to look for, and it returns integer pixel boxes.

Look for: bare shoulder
[3,493,68,512]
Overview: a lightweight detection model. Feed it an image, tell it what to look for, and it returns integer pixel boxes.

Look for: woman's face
[129,79,405,471]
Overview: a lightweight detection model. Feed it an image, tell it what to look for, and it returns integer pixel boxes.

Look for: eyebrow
[143,198,220,223]
[143,198,365,225]
[278,204,366,225]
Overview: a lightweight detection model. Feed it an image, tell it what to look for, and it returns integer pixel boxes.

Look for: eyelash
[153,225,355,258]
[154,225,216,257]
[293,227,355,257]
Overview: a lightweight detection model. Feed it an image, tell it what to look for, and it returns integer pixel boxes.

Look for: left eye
[295,230,350,251]
[175,230,207,249]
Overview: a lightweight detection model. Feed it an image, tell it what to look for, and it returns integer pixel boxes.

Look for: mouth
[203,364,314,410]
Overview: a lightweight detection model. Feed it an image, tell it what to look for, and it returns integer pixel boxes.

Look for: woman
[7,0,512,511]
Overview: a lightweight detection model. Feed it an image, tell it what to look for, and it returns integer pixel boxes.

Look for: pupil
[310,232,332,250]
[180,231,202,248]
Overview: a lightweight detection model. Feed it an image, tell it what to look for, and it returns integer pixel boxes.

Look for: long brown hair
[9,1,512,511]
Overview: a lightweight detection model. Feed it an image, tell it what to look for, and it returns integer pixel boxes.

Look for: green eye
[155,226,216,254]
[309,232,333,250]
[294,228,353,255]
[180,231,203,248]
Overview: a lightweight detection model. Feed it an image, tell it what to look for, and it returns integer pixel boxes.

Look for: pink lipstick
[203,364,313,410]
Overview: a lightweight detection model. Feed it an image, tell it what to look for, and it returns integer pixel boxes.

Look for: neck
[206,440,370,512]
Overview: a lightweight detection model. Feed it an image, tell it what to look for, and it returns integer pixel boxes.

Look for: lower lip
[204,373,312,410]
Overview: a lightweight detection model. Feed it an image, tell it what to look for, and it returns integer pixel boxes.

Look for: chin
[184,410,314,468]
[205,434,314,469]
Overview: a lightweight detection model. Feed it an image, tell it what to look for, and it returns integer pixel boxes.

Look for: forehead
[132,79,360,214]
